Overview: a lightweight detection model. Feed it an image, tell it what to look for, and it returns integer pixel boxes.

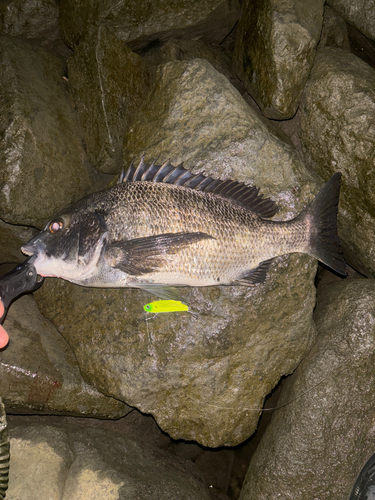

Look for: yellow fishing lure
[143,300,189,313]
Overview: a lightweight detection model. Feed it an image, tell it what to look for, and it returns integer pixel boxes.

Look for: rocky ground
[1,0,375,498]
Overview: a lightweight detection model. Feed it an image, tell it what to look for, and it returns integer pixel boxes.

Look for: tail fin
[303,173,346,275]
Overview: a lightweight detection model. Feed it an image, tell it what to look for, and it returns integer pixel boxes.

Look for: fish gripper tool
[0,255,44,324]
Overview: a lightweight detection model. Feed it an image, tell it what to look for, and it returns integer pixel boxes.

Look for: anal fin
[233,258,276,285]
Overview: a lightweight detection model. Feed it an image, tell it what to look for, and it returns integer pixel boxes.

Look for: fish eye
[49,219,64,233]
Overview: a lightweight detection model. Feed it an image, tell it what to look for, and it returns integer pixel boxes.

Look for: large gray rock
[124,59,318,209]
[68,24,153,174]
[35,271,318,448]
[6,422,211,500]
[141,38,241,93]
[35,59,321,447]
[0,0,59,41]
[239,278,375,500]
[0,35,110,228]
[328,0,375,42]
[232,0,325,119]
[299,47,375,277]
[0,295,130,419]
[320,5,351,50]
[0,220,37,263]
[59,0,240,51]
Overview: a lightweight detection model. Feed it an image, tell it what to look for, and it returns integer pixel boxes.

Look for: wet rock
[194,449,234,493]
[0,35,110,228]
[0,220,37,263]
[327,0,375,42]
[35,257,318,449]
[6,422,211,500]
[320,5,351,50]
[209,490,231,500]
[141,38,243,93]
[232,0,325,119]
[239,279,375,500]
[124,59,318,209]
[68,24,154,175]
[299,47,375,276]
[0,0,59,41]
[347,22,375,69]
[34,59,321,447]
[168,440,235,496]
[59,0,240,52]
[0,295,130,419]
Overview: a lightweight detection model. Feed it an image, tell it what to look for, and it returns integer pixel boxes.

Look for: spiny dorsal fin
[118,158,278,218]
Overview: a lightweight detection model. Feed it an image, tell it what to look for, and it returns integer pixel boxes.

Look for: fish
[144,300,189,313]
[21,158,346,299]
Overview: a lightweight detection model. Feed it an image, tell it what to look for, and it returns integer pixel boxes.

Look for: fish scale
[21,159,346,299]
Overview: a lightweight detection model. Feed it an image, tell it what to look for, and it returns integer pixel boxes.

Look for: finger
[0,324,9,349]
[0,302,9,348]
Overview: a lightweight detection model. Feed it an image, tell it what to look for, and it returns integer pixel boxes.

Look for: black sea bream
[22,159,346,298]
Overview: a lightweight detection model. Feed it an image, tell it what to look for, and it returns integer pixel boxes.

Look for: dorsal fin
[118,158,278,218]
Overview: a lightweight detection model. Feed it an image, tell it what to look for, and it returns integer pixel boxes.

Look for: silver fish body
[22,159,345,298]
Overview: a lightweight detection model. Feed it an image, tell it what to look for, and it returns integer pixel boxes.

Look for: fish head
[21,208,108,282]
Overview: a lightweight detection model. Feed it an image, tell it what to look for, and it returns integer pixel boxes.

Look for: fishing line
[203,350,354,413]
[144,312,158,346]
[140,301,356,414]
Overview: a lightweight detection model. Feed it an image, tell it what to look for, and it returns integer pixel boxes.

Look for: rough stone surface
[320,5,351,50]
[0,0,59,40]
[35,264,317,448]
[347,23,375,70]
[33,59,322,448]
[0,35,110,228]
[142,38,242,93]
[1,295,130,419]
[299,47,375,277]
[6,422,212,499]
[0,1,371,498]
[239,279,375,500]
[124,59,319,210]
[327,0,375,42]
[59,0,240,51]
[0,220,37,263]
[232,0,325,119]
[195,449,234,493]
[68,24,153,174]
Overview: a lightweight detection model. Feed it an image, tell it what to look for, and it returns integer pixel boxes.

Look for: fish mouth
[21,244,37,257]
[21,244,54,277]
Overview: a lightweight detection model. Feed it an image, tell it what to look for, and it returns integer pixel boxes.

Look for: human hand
[0,301,9,348]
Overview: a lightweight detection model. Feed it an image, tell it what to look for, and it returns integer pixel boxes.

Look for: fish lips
[21,236,54,276]
[21,236,47,258]
[21,232,79,278]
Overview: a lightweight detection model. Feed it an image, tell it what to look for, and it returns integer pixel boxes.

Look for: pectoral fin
[108,232,214,276]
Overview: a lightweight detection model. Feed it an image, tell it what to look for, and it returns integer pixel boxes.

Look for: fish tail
[302,172,346,275]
